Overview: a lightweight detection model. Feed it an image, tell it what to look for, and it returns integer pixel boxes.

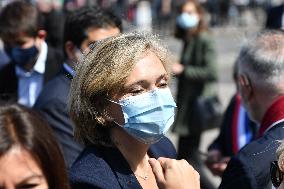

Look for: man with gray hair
[219,30,284,189]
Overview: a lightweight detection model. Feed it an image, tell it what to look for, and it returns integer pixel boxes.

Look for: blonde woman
[69,32,200,189]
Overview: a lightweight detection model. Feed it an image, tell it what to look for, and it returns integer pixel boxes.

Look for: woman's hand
[149,157,200,189]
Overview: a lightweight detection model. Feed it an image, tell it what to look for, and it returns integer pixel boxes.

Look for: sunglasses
[271,161,284,188]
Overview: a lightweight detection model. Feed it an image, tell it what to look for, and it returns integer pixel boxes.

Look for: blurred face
[72,26,120,64]
[237,74,261,123]
[109,51,169,125]
[0,147,48,189]
[80,27,120,52]
[182,2,199,18]
[3,33,43,70]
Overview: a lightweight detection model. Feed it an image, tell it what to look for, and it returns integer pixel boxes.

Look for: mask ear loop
[105,98,125,127]
[106,98,120,105]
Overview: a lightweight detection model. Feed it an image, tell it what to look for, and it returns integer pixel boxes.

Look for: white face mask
[176,12,199,29]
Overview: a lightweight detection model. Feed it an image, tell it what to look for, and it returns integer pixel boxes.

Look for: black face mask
[5,45,39,68]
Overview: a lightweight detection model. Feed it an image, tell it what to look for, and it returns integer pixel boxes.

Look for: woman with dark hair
[0,104,69,189]
[171,0,218,189]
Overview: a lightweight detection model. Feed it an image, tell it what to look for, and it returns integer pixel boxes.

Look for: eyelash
[159,82,168,88]
[18,183,38,189]
[130,89,144,95]
[129,82,168,94]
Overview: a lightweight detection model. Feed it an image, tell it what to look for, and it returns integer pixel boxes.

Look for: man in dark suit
[218,31,284,189]
[0,1,63,107]
[266,3,284,29]
[34,6,121,169]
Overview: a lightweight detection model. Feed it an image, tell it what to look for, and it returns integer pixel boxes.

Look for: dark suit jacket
[34,67,83,169]
[70,137,177,189]
[0,46,63,104]
[218,121,284,189]
[266,4,284,29]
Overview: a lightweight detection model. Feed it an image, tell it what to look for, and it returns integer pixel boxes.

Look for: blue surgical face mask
[5,45,38,68]
[109,87,177,144]
[176,12,199,29]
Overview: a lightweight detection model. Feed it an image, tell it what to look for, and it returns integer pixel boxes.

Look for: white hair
[237,30,284,91]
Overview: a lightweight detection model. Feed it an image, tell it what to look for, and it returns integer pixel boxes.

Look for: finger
[194,170,200,180]
[180,159,191,167]
[149,158,165,183]
[157,157,173,170]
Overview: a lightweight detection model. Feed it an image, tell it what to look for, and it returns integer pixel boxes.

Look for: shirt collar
[258,95,284,137]
[63,63,75,77]
[33,41,47,74]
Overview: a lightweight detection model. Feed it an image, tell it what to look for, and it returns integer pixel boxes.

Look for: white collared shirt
[63,63,75,77]
[16,41,48,107]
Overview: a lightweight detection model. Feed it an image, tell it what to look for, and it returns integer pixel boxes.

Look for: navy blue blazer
[218,121,284,189]
[70,137,177,189]
[34,67,83,169]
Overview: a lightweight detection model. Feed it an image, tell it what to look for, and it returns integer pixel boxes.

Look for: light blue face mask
[176,12,199,29]
[109,87,177,144]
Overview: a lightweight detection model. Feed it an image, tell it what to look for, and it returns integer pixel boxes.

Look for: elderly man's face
[237,73,261,124]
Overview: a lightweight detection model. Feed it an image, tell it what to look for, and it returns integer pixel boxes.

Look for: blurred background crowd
[0,0,284,188]
[0,0,281,80]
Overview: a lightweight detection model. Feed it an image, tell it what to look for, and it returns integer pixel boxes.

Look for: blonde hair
[69,32,172,146]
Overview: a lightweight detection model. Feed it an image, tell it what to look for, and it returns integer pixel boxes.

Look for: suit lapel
[43,46,63,84]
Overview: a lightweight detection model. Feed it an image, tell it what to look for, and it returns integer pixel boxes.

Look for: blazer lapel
[100,147,143,189]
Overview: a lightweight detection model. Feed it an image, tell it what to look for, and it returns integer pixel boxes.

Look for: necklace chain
[134,173,149,180]
[133,156,150,181]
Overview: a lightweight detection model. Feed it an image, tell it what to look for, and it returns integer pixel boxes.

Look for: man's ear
[37,30,46,39]
[238,74,253,101]
[65,41,76,60]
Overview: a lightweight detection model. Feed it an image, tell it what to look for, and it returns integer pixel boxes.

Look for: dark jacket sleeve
[218,156,256,189]
[34,98,83,168]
